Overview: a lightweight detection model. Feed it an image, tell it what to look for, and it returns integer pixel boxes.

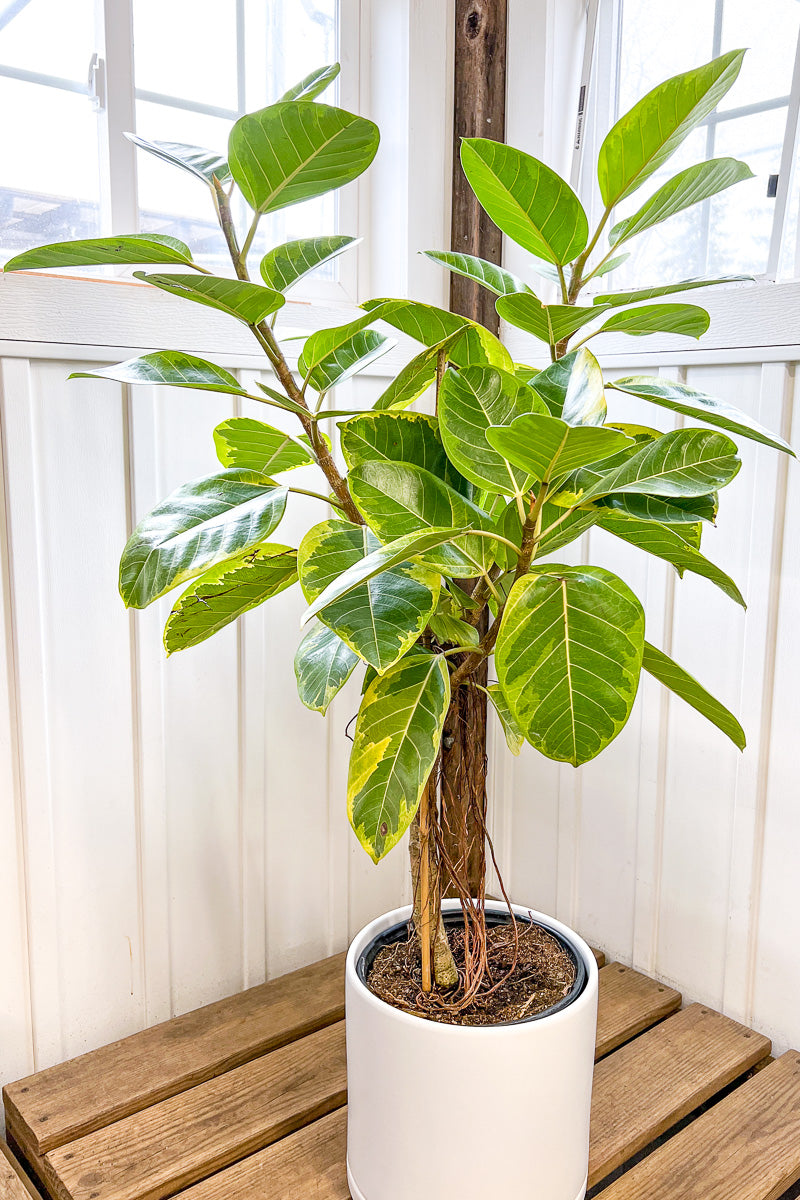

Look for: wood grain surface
[595,964,681,1059]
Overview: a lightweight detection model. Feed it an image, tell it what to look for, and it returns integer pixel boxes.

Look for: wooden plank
[595,964,681,1059]
[451,0,507,331]
[3,954,345,1160]
[589,1004,770,1188]
[599,1051,800,1199]
[43,1023,346,1200]
[593,947,606,969]
[0,1141,40,1200]
[174,1110,350,1200]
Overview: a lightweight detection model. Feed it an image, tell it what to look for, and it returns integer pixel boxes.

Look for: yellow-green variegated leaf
[438,365,546,494]
[485,683,524,755]
[4,233,199,273]
[278,62,340,102]
[69,351,249,396]
[429,612,480,648]
[460,138,588,265]
[348,460,494,578]
[610,158,753,245]
[294,622,359,714]
[134,273,285,324]
[594,303,710,340]
[528,348,607,426]
[126,134,230,186]
[597,50,745,206]
[593,277,750,307]
[495,566,645,765]
[596,510,744,605]
[305,329,393,393]
[642,641,745,749]
[339,411,471,495]
[163,544,297,652]
[120,471,288,609]
[497,292,609,346]
[213,417,315,473]
[486,414,632,485]
[297,520,440,672]
[421,250,533,297]
[372,333,465,410]
[348,652,450,861]
[361,298,513,370]
[260,235,360,292]
[573,428,741,503]
[229,102,379,216]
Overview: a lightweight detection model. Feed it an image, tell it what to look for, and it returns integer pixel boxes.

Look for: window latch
[767,173,779,199]
[88,52,106,112]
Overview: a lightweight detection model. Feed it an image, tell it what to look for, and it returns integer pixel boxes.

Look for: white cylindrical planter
[346,899,598,1200]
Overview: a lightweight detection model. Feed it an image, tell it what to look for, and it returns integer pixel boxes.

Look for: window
[0,0,340,274]
[578,0,800,288]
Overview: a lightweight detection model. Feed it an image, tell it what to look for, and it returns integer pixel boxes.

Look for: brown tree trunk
[440,664,489,899]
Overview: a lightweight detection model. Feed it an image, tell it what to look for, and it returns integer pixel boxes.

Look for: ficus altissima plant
[7,51,794,1000]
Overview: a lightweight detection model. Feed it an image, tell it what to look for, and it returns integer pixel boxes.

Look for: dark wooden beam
[450,0,508,331]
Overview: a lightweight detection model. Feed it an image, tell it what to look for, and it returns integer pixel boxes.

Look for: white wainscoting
[2,305,799,1102]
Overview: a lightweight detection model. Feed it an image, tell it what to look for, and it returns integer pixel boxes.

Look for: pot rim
[346,899,599,1036]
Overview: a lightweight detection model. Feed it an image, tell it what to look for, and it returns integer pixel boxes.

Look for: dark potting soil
[366,919,576,1026]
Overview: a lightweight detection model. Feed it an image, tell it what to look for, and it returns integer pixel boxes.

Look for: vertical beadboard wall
[2,341,799,1096]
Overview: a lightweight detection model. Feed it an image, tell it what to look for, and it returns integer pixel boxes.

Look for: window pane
[617,0,716,119]
[0,0,95,85]
[265,0,338,101]
[719,0,800,110]
[0,77,101,262]
[709,108,786,276]
[132,0,240,112]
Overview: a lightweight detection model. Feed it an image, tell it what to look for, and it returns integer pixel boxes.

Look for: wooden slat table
[5,948,800,1200]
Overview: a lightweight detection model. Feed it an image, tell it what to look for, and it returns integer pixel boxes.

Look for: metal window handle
[88,52,106,112]
[768,174,780,199]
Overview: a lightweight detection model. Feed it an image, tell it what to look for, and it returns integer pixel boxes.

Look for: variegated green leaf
[361,298,513,370]
[497,292,609,345]
[348,652,450,862]
[485,683,524,755]
[339,411,470,494]
[278,62,340,102]
[70,351,249,396]
[610,158,753,245]
[486,414,633,484]
[372,332,465,410]
[294,622,359,714]
[213,417,315,474]
[422,250,533,297]
[642,641,745,749]
[260,235,360,292]
[229,101,379,216]
[297,520,440,671]
[120,471,288,609]
[572,428,741,503]
[529,349,607,426]
[429,612,480,648]
[134,273,285,324]
[593,277,750,307]
[594,303,710,340]
[495,565,645,765]
[163,544,297,652]
[126,134,230,186]
[5,233,198,272]
[305,329,393,392]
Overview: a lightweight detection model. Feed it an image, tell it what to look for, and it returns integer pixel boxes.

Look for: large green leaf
[301,526,465,625]
[260,235,359,292]
[610,158,754,245]
[134,272,285,324]
[438,365,545,494]
[486,414,633,484]
[125,134,230,186]
[535,503,601,556]
[4,233,198,272]
[69,351,249,397]
[228,101,379,216]
[600,491,718,526]
[120,470,288,609]
[460,138,588,265]
[607,376,795,455]
[597,510,744,605]
[163,544,297,652]
[361,298,513,370]
[213,417,314,474]
[297,520,440,672]
[573,428,741,503]
[340,410,469,494]
[642,641,745,749]
[497,292,608,345]
[593,277,750,307]
[530,351,602,423]
[495,565,645,765]
[348,652,450,862]
[372,332,466,410]
[305,329,393,393]
[597,50,746,206]
[348,461,494,577]
[484,683,525,755]
[595,303,710,340]
[278,62,340,102]
[298,313,377,377]
[429,611,480,648]
[294,622,359,714]
[421,250,532,297]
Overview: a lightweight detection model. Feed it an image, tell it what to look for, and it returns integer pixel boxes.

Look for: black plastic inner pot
[357,907,588,1025]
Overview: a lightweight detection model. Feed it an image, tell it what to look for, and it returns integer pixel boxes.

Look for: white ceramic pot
[346,899,598,1200]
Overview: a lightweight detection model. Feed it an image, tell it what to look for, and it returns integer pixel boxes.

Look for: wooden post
[450,0,508,331]
[444,0,507,899]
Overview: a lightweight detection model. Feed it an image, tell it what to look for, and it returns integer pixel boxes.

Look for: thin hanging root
[409,783,458,990]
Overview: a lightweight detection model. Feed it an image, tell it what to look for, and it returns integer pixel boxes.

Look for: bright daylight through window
[582,0,800,287]
[0,0,338,274]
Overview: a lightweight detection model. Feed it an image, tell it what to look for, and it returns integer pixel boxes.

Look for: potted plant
[6,50,794,1200]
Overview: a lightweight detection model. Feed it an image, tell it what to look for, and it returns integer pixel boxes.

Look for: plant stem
[419,775,433,992]
[213,181,363,525]
[287,486,346,512]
